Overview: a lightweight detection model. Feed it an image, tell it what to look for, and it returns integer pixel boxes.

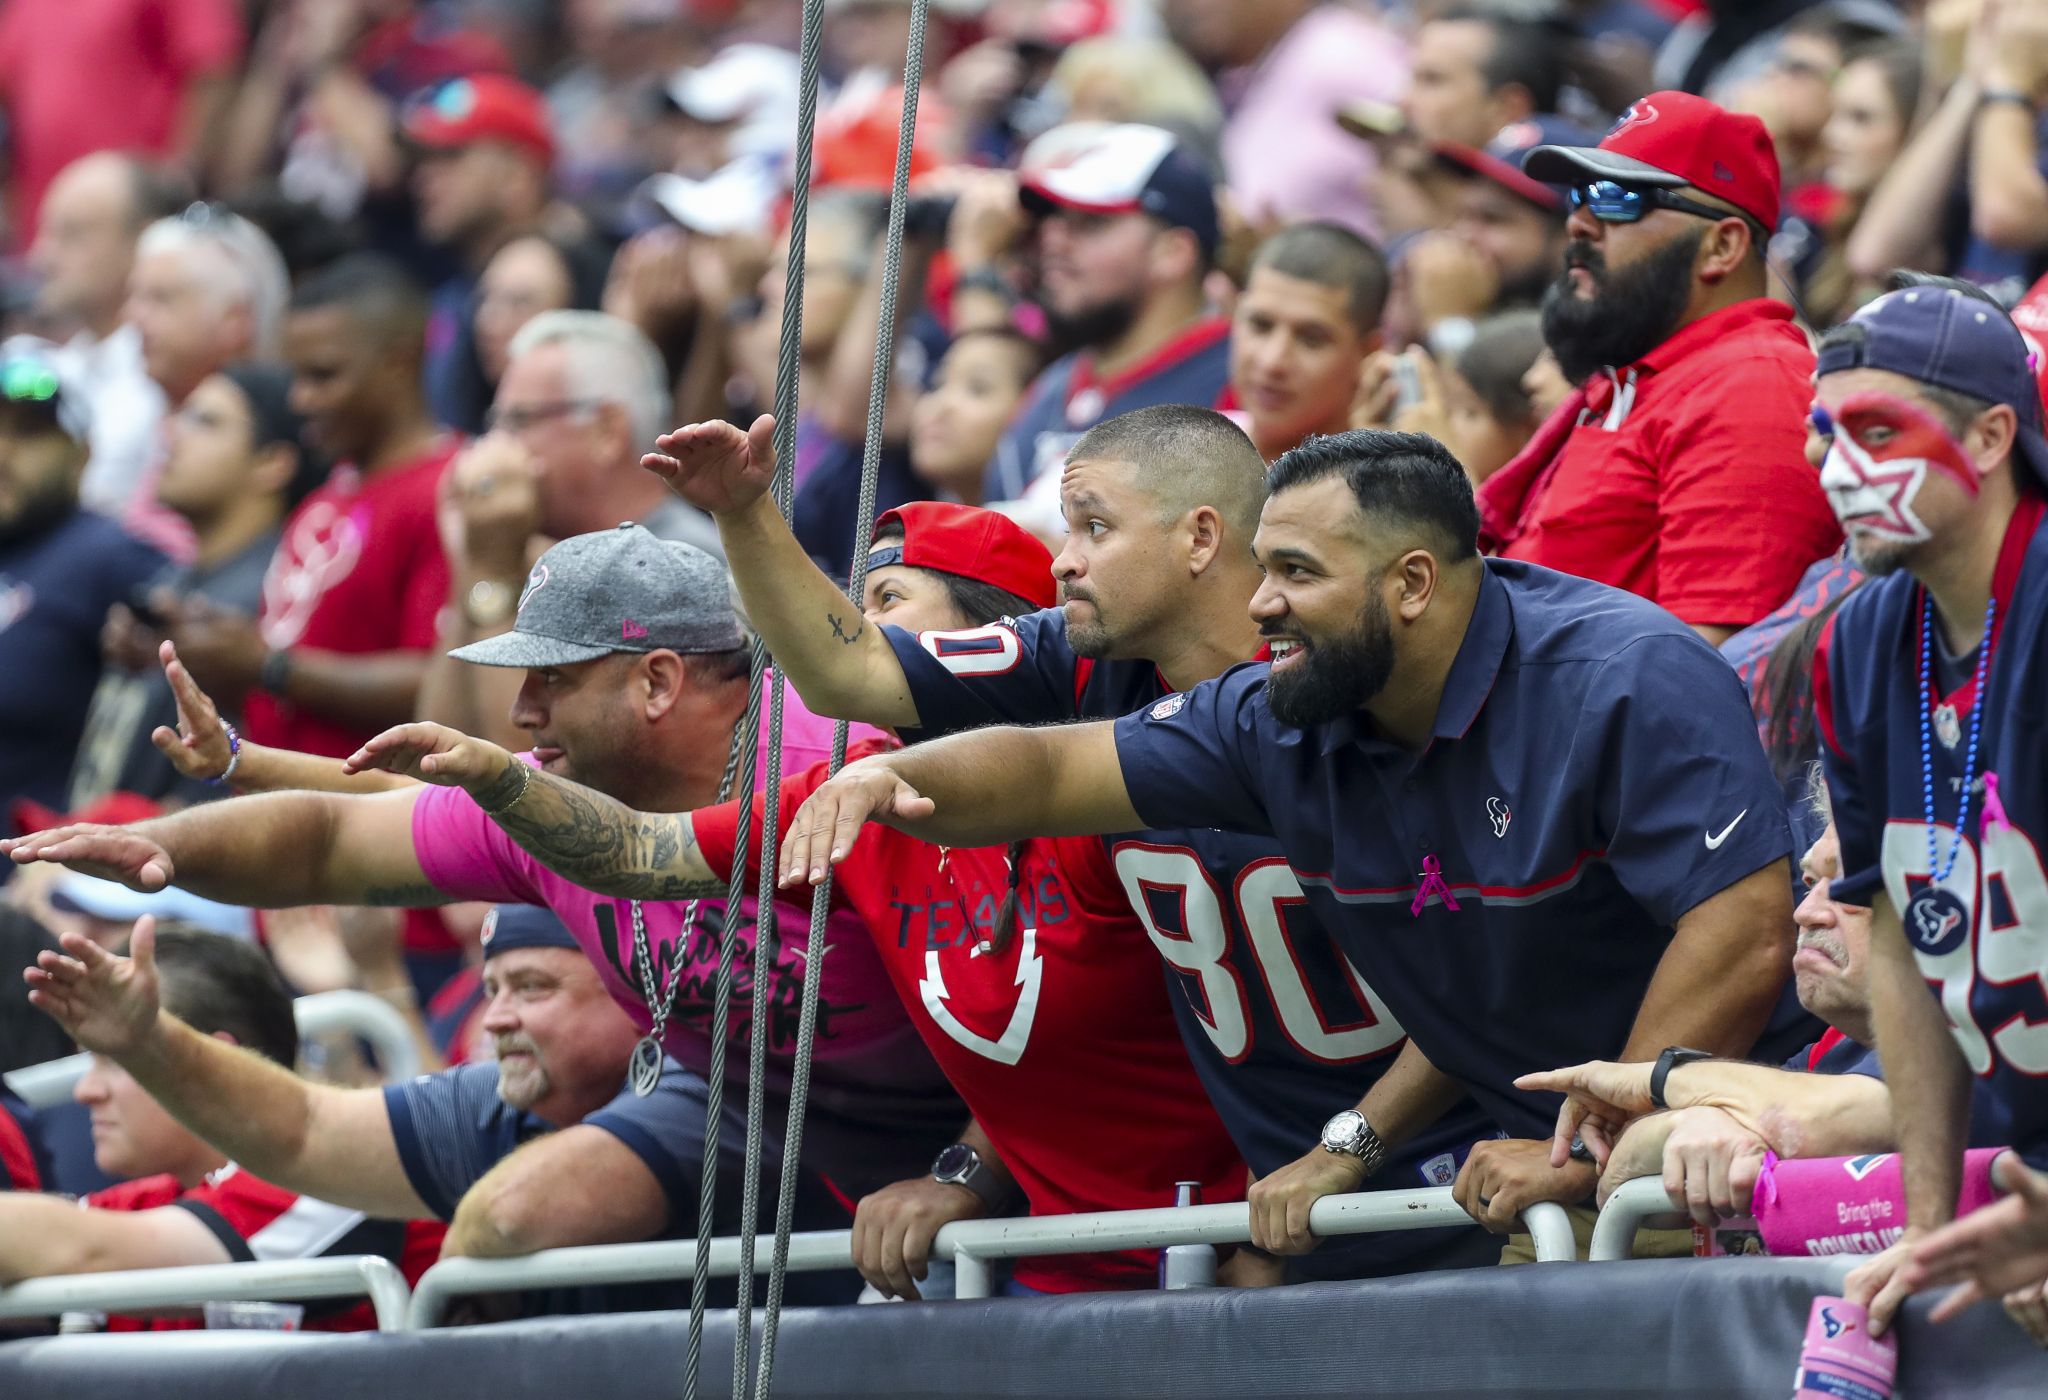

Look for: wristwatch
[1650,1046,1714,1109]
[1319,1109,1389,1178]
[932,1142,1008,1211]
[464,578,518,628]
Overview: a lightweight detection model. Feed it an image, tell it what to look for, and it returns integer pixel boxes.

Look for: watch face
[1323,1110,1364,1148]
[932,1143,973,1180]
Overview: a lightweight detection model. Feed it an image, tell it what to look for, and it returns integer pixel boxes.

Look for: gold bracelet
[476,760,532,817]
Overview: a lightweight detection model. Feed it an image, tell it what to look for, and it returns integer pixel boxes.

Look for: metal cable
[754,3,930,1393]
[733,0,830,1392]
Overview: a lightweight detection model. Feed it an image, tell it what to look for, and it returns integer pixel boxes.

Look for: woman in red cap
[350,501,1246,1300]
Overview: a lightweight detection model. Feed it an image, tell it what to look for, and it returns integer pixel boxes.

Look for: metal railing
[1588,1177,1755,1262]
[0,1256,411,1332]
[408,1190,1578,1328]
[3,989,423,1109]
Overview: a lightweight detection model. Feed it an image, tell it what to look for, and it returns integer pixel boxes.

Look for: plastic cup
[202,1300,305,1331]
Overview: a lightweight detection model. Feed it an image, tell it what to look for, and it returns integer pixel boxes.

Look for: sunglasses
[1568,181,1764,238]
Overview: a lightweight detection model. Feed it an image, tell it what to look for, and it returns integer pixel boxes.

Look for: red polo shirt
[1496,299,1840,628]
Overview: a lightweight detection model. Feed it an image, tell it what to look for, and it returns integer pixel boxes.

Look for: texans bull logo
[1486,796,1512,839]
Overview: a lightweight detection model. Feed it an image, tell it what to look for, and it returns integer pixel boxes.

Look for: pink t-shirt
[409,691,965,1178]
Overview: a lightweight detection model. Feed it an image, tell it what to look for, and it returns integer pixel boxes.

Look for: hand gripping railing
[407,1189,1578,1327]
[4,989,424,1109]
[0,1255,411,1332]
[1588,1176,1761,1262]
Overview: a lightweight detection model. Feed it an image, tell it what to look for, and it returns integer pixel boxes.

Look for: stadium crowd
[1,0,2047,1359]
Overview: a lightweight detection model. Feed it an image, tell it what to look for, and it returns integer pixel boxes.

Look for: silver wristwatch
[1319,1109,1389,1178]
[932,1142,1007,1211]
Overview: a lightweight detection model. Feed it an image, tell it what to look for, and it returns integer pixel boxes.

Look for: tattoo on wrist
[492,768,725,898]
[828,612,864,646]
[473,759,531,816]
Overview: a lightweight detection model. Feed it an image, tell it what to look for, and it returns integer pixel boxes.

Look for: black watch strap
[1650,1046,1712,1110]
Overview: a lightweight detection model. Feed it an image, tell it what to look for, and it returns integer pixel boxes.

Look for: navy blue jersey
[888,607,1498,1275]
[1113,560,1793,1141]
[1816,496,2048,1168]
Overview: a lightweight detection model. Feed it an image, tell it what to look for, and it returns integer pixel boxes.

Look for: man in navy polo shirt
[780,428,1796,1251]
[1798,275,2048,1336]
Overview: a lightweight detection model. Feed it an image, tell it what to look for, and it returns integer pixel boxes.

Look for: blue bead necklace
[1918,590,1999,887]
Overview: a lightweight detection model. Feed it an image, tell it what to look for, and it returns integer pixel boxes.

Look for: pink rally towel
[1752,1148,2007,1257]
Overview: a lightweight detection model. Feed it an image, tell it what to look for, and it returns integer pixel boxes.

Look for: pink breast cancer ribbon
[1411,855,1460,916]
[1982,771,2012,837]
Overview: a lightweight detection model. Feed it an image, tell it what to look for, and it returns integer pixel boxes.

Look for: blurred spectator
[1769,38,1921,326]
[1345,6,1570,242]
[0,907,72,1076]
[0,0,243,246]
[3,926,442,1329]
[908,330,1046,506]
[69,366,314,809]
[656,42,804,180]
[1227,221,1389,461]
[981,123,1227,509]
[1045,37,1224,157]
[1653,0,1902,101]
[168,254,454,761]
[547,0,702,218]
[401,74,561,432]
[449,232,610,435]
[420,310,724,750]
[1727,7,1900,192]
[1479,92,1842,642]
[0,349,165,821]
[1396,116,1595,353]
[1383,309,1551,486]
[1165,0,1402,236]
[27,154,189,515]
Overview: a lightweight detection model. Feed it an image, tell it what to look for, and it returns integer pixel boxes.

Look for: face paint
[1816,390,1980,545]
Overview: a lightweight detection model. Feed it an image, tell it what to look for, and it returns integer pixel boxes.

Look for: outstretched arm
[346,723,725,900]
[0,1194,231,1284]
[780,722,1139,887]
[641,416,921,728]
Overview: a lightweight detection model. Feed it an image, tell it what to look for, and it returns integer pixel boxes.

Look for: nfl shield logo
[1934,702,1962,749]
[1149,694,1186,721]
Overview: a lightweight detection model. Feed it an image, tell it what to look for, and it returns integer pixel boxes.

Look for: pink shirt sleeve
[409,765,548,905]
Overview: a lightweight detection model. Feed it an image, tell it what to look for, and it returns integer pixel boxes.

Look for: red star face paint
[1816,390,1981,546]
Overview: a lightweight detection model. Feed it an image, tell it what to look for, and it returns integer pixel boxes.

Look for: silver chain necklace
[627,896,706,1096]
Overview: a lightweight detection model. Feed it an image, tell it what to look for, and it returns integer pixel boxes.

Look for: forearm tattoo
[487,767,724,899]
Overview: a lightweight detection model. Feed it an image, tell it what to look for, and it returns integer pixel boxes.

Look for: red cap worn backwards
[871,503,1056,611]
[1521,90,1781,232]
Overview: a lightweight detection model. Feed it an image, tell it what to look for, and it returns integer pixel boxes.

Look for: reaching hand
[1246,1146,1369,1254]
[150,640,238,783]
[1909,1153,2048,1331]
[1514,1059,1658,1169]
[23,916,166,1057]
[2,823,175,891]
[642,414,778,516]
[441,433,543,580]
[345,722,517,795]
[851,1176,987,1301]
[1845,1233,1925,1338]
[778,758,936,888]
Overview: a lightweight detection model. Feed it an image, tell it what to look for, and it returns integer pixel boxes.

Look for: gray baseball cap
[450,522,744,668]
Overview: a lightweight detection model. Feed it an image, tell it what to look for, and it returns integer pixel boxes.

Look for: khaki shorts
[1498,1203,1692,1265]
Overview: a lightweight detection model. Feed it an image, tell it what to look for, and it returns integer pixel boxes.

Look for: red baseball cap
[403,75,555,167]
[1521,90,1780,232]
[871,503,1056,610]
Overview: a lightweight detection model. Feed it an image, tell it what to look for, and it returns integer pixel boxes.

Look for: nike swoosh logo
[1705,810,1749,850]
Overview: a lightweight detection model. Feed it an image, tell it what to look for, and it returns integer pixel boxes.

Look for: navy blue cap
[479,904,581,958]
[1438,115,1602,213]
[1817,283,2048,486]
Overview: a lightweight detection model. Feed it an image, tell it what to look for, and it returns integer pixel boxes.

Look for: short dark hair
[0,908,75,1074]
[1248,222,1391,336]
[869,519,1041,624]
[1266,429,1481,561]
[289,252,428,352]
[1068,404,1268,536]
[680,647,751,688]
[154,929,299,1068]
[1455,310,1548,427]
[1437,6,1567,114]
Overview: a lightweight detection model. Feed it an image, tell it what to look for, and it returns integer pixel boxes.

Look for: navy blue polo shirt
[887,608,1498,1279]
[1816,497,2048,1169]
[1114,559,1792,1141]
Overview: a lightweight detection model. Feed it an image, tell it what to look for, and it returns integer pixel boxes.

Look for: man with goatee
[1475,92,1840,646]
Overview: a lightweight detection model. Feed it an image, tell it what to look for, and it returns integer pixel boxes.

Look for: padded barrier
[3,1257,2041,1398]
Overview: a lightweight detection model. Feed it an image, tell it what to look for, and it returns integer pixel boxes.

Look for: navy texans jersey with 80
[885,611,1495,1221]
[1106,561,1793,1143]
[1816,497,2048,1168]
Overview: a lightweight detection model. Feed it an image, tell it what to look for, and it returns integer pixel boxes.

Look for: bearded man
[1474,91,1840,646]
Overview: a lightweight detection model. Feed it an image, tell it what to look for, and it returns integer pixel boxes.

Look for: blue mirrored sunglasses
[1568,181,1760,235]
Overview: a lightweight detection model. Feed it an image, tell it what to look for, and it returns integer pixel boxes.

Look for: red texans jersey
[1817,496,2048,1167]
[694,745,1245,1294]
[85,1164,445,1330]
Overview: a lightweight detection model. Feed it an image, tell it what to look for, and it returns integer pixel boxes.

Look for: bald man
[28,152,186,512]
